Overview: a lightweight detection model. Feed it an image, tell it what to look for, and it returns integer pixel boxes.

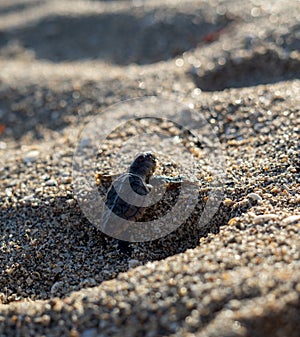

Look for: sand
[0,0,299,336]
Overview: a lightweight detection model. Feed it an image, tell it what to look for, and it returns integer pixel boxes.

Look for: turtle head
[129,152,157,181]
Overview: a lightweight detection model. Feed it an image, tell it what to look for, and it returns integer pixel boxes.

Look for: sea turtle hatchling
[101,152,158,237]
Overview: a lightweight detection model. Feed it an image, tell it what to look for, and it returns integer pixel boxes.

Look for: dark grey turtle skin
[102,152,157,236]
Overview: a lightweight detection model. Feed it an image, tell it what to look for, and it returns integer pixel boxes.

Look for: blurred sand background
[0,0,300,336]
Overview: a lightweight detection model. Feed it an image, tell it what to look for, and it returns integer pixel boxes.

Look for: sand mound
[0,0,299,336]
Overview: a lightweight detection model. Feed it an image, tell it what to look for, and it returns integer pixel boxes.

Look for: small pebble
[0,141,7,150]
[81,329,98,337]
[45,179,58,186]
[247,193,262,202]
[23,150,40,163]
[281,215,300,226]
[253,214,279,224]
[128,259,141,268]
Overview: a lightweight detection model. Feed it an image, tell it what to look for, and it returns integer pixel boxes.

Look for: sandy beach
[0,0,300,336]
